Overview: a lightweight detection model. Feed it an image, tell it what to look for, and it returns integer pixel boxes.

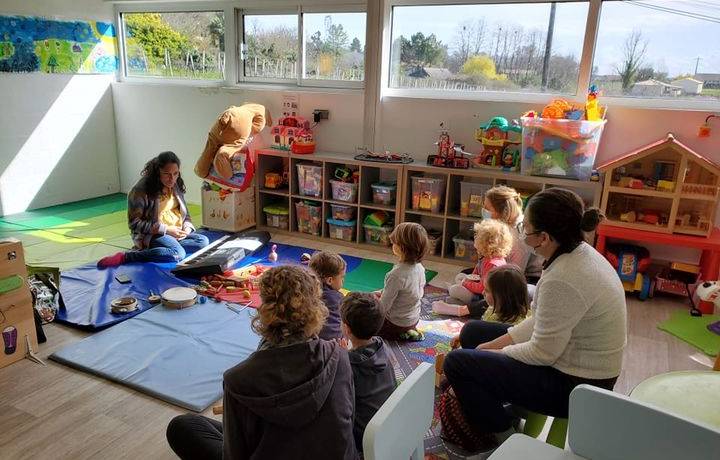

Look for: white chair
[489,384,720,460]
[363,362,435,460]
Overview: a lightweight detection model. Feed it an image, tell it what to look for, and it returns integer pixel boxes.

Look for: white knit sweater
[504,242,627,379]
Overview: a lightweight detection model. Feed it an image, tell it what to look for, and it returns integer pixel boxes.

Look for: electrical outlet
[313,109,329,123]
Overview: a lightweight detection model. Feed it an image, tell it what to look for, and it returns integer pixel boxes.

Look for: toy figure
[427,125,470,168]
[268,244,278,263]
[474,117,521,171]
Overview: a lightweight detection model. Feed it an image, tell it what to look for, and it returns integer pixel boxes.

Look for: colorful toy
[586,85,601,122]
[354,147,413,164]
[541,99,573,119]
[604,244,652,300]
[300,252,312,264]
[473,116,522,172]
[652,261,700,299]
[264,172,285,189]
[427,125,471,169]
[697,281,720,314]
[590,170,600,182]
[268,244,278,263]
[364,210,390,227]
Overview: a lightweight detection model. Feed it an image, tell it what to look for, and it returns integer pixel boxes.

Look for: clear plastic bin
[371,182,397,206]
[520,117,606,181]
[427,229,442,255]
[330,180,358,202]
[411,176,446,213]
[330,204,356,221]
[452,235,476,261]
[296,163,323,197]
[263,204,289,230]
[363,224,393,246]
[460,182,491,218]
[327,218,356,241]
[295,200,322,235]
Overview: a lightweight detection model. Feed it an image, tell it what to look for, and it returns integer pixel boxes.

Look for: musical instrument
[171,230,271,278]
[161,287,197,309]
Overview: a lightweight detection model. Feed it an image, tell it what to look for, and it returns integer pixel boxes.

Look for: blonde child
[433,219,513,316]
[309,251,347,340]
[376,222,428,342]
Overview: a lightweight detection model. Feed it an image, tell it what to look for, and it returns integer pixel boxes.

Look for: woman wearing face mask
[97,151,209,268]
[442,188,627,452]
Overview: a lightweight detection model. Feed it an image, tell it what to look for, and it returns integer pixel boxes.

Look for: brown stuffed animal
[195,104,272,180]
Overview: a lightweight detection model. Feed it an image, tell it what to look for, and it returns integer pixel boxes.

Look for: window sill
[114,78,365,95]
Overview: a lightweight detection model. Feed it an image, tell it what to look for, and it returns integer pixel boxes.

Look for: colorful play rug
[658,310,720,356]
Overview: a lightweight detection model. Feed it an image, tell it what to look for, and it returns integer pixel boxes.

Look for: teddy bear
[195,104,272,191]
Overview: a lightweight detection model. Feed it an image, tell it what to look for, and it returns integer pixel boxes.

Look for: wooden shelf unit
[256,149,603,265]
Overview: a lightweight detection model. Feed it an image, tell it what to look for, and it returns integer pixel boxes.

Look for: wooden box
[202,185,256,232]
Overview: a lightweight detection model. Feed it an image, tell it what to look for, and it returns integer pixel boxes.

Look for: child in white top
[376,222,428,342]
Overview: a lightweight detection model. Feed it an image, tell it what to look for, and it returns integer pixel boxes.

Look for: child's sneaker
[399,329,424,342]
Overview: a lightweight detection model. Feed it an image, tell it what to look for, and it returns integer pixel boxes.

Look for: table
[488,434,585,460]
[630,371,720,430]
[595,224,720,281]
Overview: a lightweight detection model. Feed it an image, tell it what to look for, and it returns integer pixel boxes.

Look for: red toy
[427,127,470,169]
[604,244,652,300]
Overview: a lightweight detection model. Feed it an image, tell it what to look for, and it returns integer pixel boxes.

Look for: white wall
[113,83,363,204]
[0,0,119,215]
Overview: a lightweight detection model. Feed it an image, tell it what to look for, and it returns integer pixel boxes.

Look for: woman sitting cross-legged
[166,265,357,460]
[442,188,627,453]
[97,151,209,268]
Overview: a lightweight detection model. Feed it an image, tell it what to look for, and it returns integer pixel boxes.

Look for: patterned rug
[385,285,469,459]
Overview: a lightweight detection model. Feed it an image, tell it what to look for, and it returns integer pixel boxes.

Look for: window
[243,14,298,80]
[303,12,366,82]
[592,0,720,102]
[389,2,589,94]
[121,11,225,80]
[239,9,366,86]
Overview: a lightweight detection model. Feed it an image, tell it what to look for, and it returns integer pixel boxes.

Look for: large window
[243,14,298,80]
[592,0,720,102]
[389,2,588,94]
[303,12,366,82]
[121,11,225,80]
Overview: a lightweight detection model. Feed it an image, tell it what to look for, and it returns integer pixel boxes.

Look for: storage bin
[330,180,358,202]
[327,218,356,242]
[371,182,397,206]
[460,182,491,217]
[427,229,442,255]
[330,204,356,221]
[263,204,289,230]
[295,200,322,235]
[363,224,393,246]
[296,163,323,197]
[411,176,446,213]
[452,234,476,261]
[520,117,606,181]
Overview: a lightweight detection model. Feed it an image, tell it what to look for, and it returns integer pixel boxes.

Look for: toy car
[604,244,652,300]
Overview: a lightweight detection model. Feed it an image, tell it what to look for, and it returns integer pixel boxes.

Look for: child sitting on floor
[339,292,396,453]
[433,219,513,317]
[309,251,346,340]
[376,222,428,342]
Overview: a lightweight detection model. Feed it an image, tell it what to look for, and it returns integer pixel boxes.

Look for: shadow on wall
[0,74,119,216]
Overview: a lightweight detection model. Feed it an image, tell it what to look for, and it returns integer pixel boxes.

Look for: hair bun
[581,208,604,232]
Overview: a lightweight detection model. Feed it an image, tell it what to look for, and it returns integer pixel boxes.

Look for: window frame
[116,1,233,86]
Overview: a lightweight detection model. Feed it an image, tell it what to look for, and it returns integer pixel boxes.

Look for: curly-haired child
[433,219,513,316]
[376,222,429,342]
[166,266,356,460]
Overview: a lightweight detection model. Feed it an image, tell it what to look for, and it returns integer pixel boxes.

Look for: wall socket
[313,109,329,122]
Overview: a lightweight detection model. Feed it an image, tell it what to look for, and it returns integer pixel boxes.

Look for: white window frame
[116,1,234,86]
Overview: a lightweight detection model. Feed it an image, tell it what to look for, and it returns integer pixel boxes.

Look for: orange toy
[541,99,573,119]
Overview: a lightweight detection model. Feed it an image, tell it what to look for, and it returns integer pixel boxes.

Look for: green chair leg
[522,411,548,438]
[546,417,569,448]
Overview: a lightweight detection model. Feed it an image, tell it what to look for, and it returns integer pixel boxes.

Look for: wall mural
[0,15,118,74]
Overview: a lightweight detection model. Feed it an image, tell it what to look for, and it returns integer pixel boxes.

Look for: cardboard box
[202,186,256,232]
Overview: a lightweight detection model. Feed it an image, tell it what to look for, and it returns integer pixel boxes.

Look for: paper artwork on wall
[0,14,118,74]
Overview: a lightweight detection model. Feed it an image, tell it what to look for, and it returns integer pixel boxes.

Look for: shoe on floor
[399,329,425,342]
[97,252,126,269]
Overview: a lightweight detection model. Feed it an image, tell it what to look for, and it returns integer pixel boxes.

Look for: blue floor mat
[50,303,260,412]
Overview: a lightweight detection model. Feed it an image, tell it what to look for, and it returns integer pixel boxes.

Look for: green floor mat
[658,310,720,356]
[343,259,438,292]
[0,193,127,228]
[0,223,48,247]
[24,242,127,271]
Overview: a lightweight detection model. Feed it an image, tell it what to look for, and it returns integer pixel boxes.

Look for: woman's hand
[476,333,514,351]
[166,226,188,240]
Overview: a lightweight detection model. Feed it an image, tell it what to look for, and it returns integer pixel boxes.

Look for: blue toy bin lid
[326,218,356,227]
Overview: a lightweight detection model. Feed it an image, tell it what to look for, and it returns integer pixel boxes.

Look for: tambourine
[161,287,198,309]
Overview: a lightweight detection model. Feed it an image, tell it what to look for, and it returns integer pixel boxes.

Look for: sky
[245,12,366,47]
[391,0,720,78]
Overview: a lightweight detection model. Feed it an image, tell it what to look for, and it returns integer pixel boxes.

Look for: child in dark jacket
[310,251,347,340]
[340,292,396,453]
[166,266,357,460]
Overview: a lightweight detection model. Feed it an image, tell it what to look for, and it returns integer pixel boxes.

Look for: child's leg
[448,283,476,305]
[454,273,470,284]
[378,319,424,342]
[166,414,223,460]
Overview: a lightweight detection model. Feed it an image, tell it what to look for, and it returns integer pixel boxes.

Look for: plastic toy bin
[330,204,356,221]
[263,204,289,230]
[327,218,356,242]
[460,182,491,218]
[363,224,393,246]
[295,200,322,235]
[330,180,358,202]
[411,177,446,213]
[427,229,442,255]
[452,234,476,261]
[371,182,397,206]
[520,117,606,181]
[296,163,323,197]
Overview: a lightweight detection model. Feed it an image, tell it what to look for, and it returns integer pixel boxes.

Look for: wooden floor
[0,234,710,459]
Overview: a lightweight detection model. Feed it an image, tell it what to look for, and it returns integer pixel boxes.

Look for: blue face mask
[481,208,493,220]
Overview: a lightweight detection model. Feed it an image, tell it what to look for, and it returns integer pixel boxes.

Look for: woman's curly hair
[251,265,327,345]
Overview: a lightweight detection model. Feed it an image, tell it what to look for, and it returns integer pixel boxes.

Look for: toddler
[376,222,428,341]
[309,251,346,340]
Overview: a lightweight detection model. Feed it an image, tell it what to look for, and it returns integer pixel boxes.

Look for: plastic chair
[363,362,435,460]
[522,412,568,448]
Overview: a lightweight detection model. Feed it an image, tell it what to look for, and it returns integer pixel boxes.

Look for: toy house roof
[596,133,720,175]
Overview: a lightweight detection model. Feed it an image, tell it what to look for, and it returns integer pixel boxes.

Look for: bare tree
[616,30,648,91]
[450,18,488,71]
